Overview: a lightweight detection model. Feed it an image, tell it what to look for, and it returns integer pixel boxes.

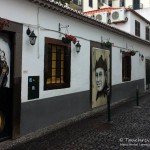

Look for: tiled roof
[28,0,150,45]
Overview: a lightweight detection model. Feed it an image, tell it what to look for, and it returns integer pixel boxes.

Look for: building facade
[84,8,150,42]
[0,0,150,142]
[83,0,150,12]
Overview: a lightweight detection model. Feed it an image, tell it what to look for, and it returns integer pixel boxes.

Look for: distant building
[82,0,150,12]
[69,0,82,11]
[84,7,150,42]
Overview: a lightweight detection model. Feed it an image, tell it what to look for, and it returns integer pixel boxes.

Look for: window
[89,0,93,7]
[122,54,131,82]
[108,0,112,7]
[133,0,140,10]
[120,0,125,7]
[44,38,71,90]
[73,0,81,5]
[73,0,78,5]
[135,20,140,37]
[146,26,150,41]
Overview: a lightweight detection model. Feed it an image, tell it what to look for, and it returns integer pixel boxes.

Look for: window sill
[44,83,70,90]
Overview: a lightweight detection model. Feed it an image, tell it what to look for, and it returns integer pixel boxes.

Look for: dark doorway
[146,59,150,90]
[0,31,14,141]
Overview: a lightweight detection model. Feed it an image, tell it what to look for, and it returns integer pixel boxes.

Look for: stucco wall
[112,11,149,41]
[125,0,150,8]
[0,0,149,103]
[136,8,150,21]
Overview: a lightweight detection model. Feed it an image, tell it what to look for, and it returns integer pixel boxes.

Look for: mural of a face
[95,55,107,93]
[95,67,105,91]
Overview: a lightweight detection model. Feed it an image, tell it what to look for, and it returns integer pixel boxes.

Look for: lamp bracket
[59,23,69,37]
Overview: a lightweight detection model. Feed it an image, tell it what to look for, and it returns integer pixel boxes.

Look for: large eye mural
[92,48,110,108]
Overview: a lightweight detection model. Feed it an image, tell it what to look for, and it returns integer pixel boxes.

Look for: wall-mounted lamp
[75,41,81,53]
[26,27,37,45]
[139,53,144,61]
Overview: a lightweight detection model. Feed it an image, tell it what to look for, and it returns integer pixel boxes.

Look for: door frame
[1,18,23,139]
[145,57,150,90]
[90,41,112,108]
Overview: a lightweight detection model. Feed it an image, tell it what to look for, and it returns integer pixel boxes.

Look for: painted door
[146,59,150,90]
[91,47,110,108]
[0,32,13,141]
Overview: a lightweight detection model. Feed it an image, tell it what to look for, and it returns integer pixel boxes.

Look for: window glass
[135,20,140,37]
[44,38,71,90]
[89,0,93,7]
[146,26,150,41]
[122,54,131,82]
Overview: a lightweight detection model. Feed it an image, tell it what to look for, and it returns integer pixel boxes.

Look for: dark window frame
[133,0,140,10]
[122,54,131,82]
[120,0,125,7]
[89,0,93,7]
[135,20,140,37]
[44,37,71,90]
[145,26,150,41]
[108,0,112,6]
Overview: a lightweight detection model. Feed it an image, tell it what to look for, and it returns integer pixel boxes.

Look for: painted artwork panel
[0,36,10,88]
[92,47,110,108]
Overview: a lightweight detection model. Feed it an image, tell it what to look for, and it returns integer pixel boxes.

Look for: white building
[0,0,150,142]
[136,7,150,22]
[84,7,150,42]
[83,0,150,12]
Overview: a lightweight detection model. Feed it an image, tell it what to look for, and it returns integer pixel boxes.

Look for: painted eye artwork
[0,49,9,88]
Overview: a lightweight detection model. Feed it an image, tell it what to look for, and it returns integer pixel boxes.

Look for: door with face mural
[91,47,110,108]
[0,32,13,141]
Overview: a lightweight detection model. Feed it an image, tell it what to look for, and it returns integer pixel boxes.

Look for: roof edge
[28,0,150,46]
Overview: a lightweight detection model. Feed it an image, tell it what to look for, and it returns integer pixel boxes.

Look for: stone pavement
[2,94,150,150]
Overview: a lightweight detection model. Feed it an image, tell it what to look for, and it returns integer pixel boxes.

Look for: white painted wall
[111,11,149,41]
[82,0,98,12]
[141,0,150,8]
[125,0,134,8]
[129,11,148,40]
[97,0,150,8]
[112,0,120,7]
[136,8,150,21]
[111,11,131,33]
[0,0,149,103]
[108,0,150,8]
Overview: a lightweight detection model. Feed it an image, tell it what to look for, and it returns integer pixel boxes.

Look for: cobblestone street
[3,94,150,150]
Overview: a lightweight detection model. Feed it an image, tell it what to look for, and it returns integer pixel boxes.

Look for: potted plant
[62,34,77,44]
